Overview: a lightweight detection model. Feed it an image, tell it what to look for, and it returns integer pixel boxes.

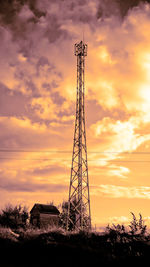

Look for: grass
[0,213,150,267]
[0,206,149,265]
[0,226,19,241]
[0,225,150,267]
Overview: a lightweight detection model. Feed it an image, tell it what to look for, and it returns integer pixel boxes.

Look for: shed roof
[30,204,60,215]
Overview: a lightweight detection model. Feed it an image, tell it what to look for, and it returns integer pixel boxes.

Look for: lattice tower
[67,41,91,231]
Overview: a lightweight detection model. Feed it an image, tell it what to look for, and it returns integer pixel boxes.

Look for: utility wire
[0,158,150,162]
[0,150,150,154]
[0,150,149,162]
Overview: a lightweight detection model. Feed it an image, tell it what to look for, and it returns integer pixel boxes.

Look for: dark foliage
[0,204,28,229]
[0,226,150,267]
[0,209,149,266]
[59,200,68,229]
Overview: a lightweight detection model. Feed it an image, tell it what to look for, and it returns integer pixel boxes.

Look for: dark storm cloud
[97,0,120,19]
[0,169,67,192]
[50,91,65,106]
[97,0,150,19]
[0,0,150,32]
[86,99,129,128]
[0,83,30,116]
[26,165,67,176]
[0,0,24,24]
[0,0,69,44]
[44,14,69,43]
[0,178,67,192]
[0,0,46,44]
[0,0,45,25]
[1,0,149,51]
[0,116,67,149]
[36,56,50,70]
[0,82,44,119]
[0,0,96,43]
[118,0,150,17]
[36,57,61,80]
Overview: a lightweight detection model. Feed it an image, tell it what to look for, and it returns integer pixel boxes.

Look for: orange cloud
[92,185,150,199]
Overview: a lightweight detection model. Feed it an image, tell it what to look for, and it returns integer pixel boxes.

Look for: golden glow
[2,0,150,228]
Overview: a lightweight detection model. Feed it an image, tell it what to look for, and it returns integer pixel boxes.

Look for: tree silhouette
[0,204,28,229]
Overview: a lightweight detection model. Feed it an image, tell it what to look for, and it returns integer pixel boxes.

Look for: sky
[1,0,150,228]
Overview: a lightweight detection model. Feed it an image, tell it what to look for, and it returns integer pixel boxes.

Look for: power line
[0,158,150,162]
[0,150,150,154]
[0,150,71,153]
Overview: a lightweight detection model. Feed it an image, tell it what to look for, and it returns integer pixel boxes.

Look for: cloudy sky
[1,0,150,227]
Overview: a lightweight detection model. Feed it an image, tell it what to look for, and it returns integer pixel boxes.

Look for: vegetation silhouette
[0,204,28,229]
[0,204,150,266]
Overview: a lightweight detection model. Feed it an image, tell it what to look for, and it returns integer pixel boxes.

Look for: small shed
[30,203,60,228]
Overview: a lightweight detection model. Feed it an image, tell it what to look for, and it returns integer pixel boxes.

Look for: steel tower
[67,41,91,231]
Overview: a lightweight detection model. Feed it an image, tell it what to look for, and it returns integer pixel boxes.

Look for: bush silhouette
[0,204,28,229]
[105,212,147,244]
[129,212,147,235]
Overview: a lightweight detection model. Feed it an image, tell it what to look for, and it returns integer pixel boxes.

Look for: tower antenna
[66,41,91,231]
[82,27,84,43]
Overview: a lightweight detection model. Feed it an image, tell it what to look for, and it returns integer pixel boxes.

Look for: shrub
[129,212,147,235]
[0,204,29,229]
[59,201,68,229]
[105,212,147,243]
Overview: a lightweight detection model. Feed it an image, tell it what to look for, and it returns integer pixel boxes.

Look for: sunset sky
[1,0,150,228]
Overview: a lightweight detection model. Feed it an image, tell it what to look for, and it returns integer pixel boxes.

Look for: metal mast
[67,41,91,231]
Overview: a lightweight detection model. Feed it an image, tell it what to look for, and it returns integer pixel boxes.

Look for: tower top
[74,41,87,56]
